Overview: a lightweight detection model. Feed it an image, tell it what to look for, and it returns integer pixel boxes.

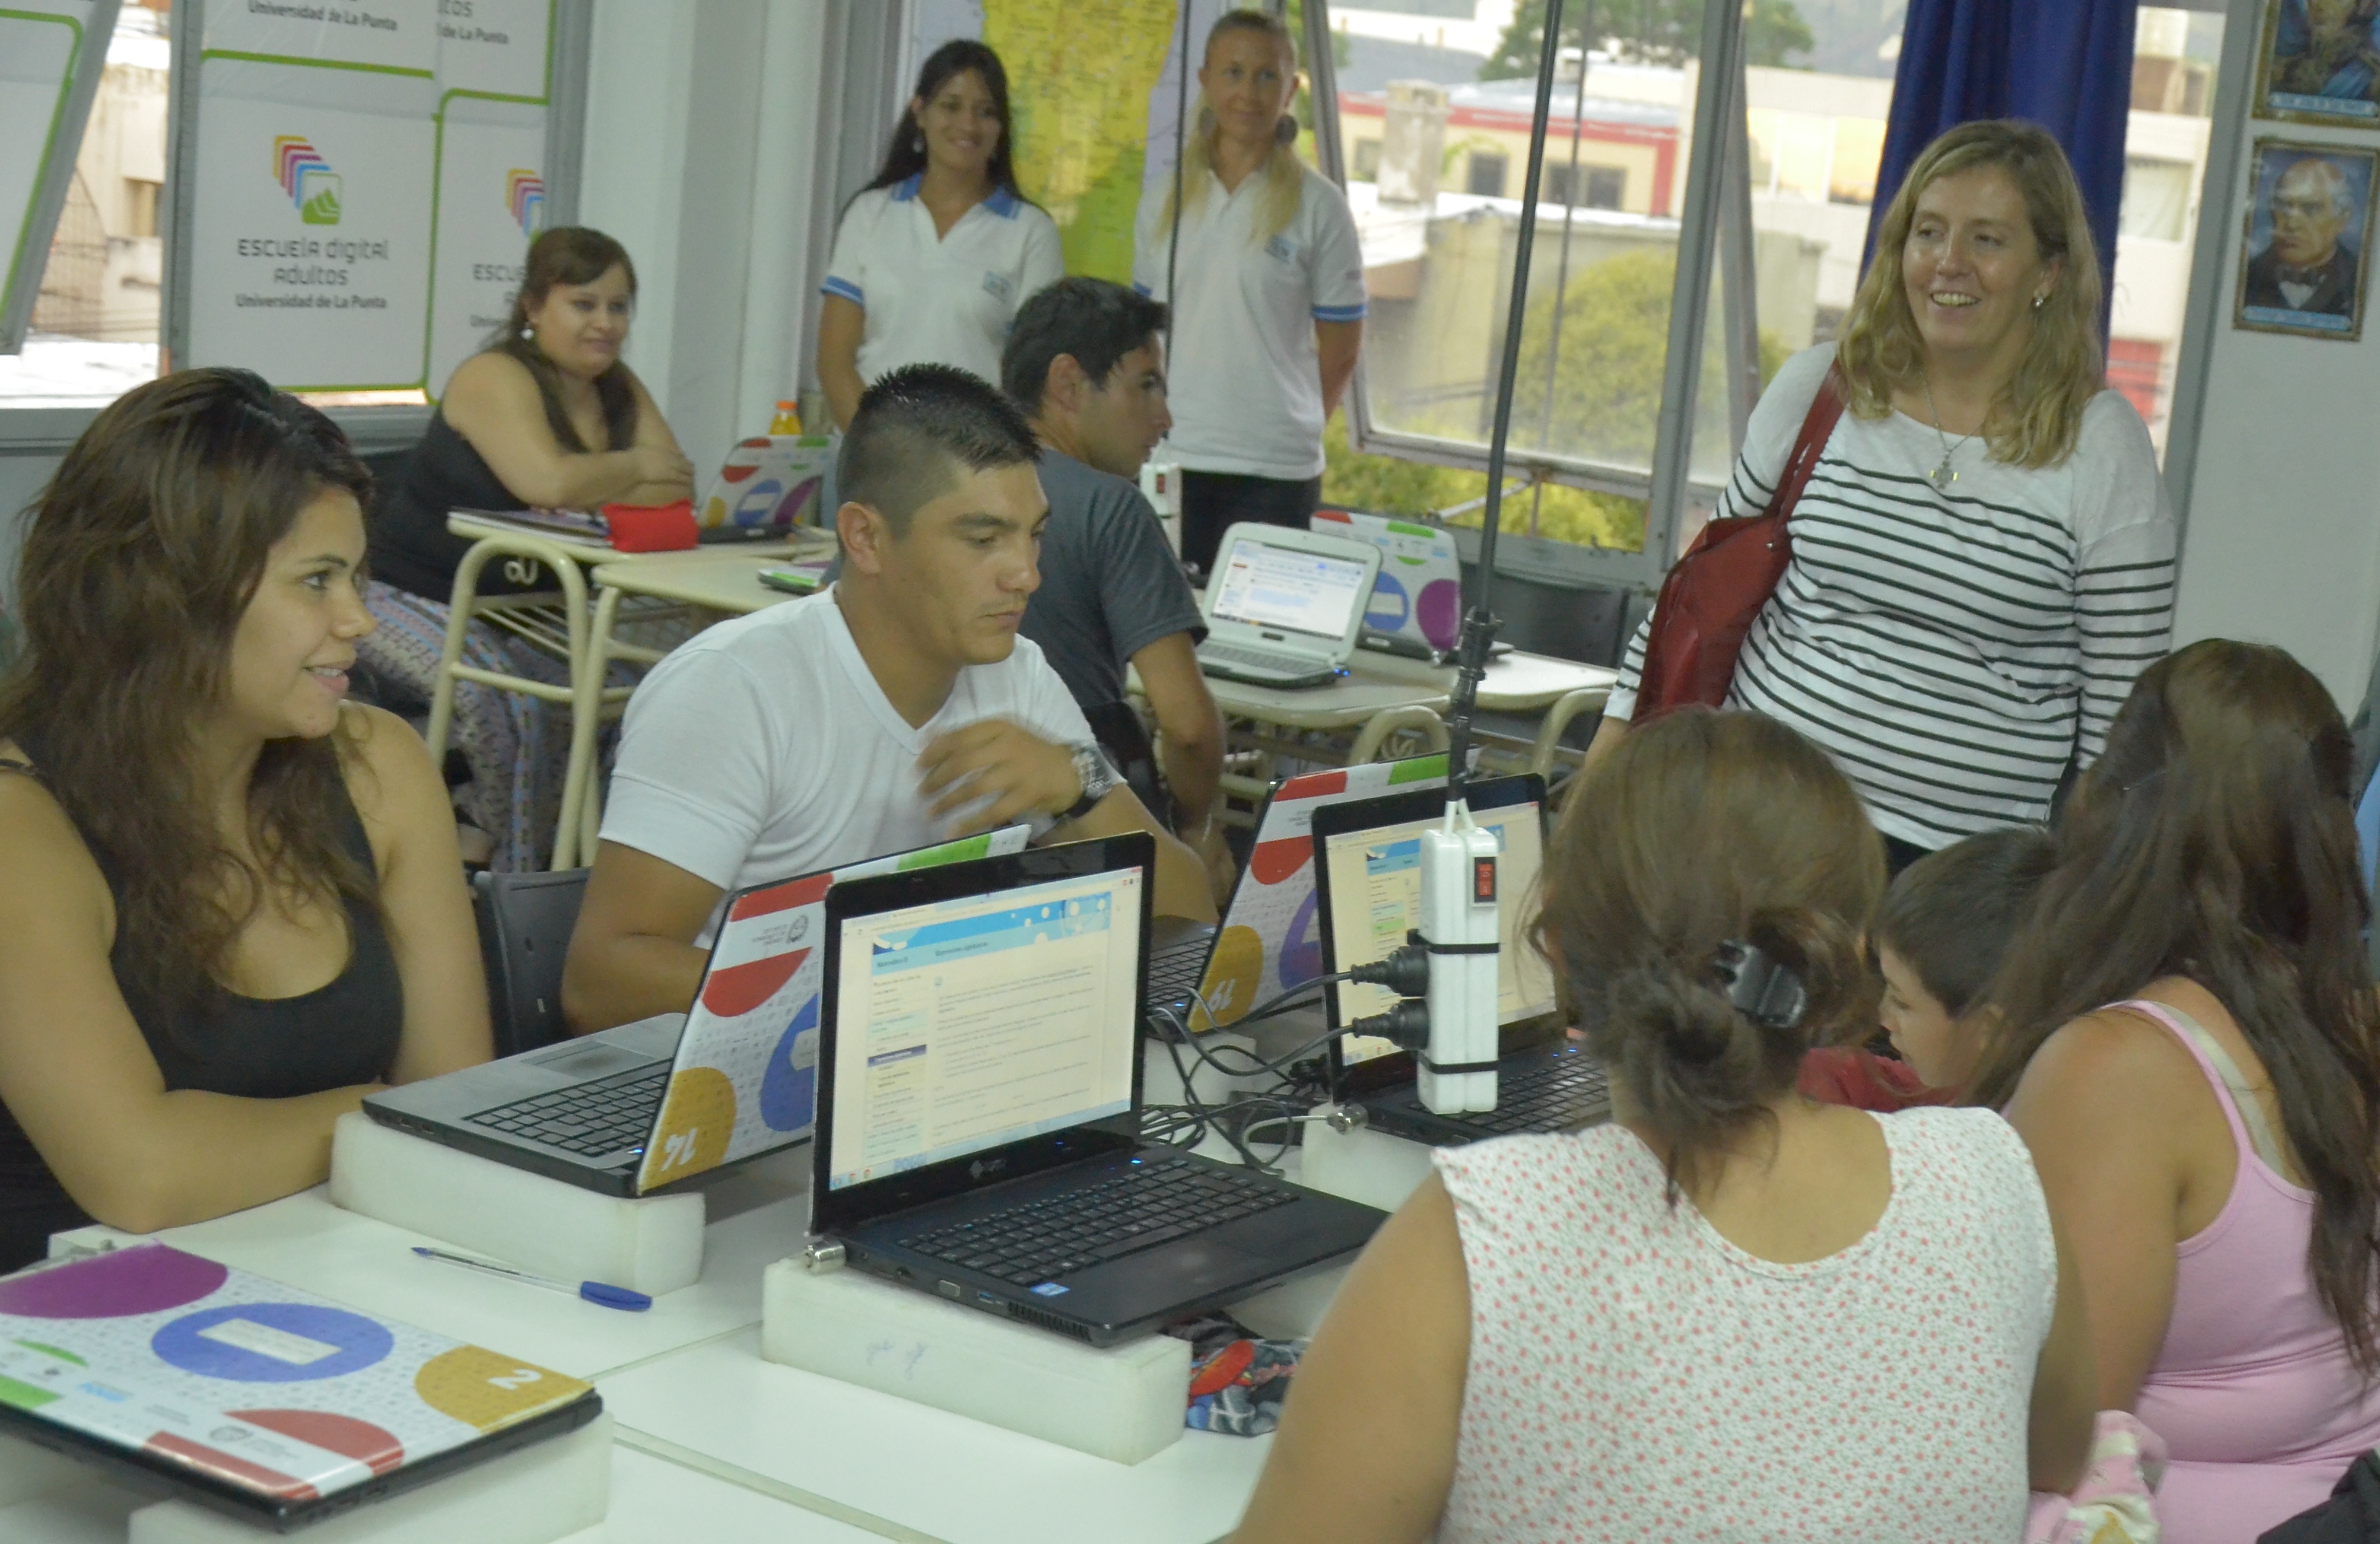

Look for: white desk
[0,1432,878,1544]
[598,1330,1266,1544]
[153,1148,811,1381]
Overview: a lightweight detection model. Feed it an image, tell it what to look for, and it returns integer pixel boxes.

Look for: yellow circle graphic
[1194,926,1265,1028]
[643,1066,736,1184]
[413,1346,587,1430]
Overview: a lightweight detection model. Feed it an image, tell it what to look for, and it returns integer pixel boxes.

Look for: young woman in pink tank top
[1972,639,2380,1544]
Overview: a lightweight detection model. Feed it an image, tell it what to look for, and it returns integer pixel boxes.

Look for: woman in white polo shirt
[1135,9,1367,576]
[818,40,1064,430]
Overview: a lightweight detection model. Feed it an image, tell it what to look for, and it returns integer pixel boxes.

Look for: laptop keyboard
[1200,642,1321,675]
[1448,1049,1611,1136]
[1145,935,1209,1012]
[898,1157,1291,1286]
[465,1065,669,1157]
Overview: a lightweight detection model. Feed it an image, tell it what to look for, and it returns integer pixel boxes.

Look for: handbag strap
[1761,363,1848,523]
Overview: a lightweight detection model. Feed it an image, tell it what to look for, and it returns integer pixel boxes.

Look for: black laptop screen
[824,864,1143,1193]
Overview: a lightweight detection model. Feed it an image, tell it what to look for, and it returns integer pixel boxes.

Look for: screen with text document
[1326,805,1557,1068]
[1209,540,1370,640]
[827,868,1142,1192]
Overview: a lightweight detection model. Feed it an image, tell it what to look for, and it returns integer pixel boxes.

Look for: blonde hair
[1836,119,2105,469]
[1161,9,1304,246]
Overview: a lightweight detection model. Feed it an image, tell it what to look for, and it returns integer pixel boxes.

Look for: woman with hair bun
[0,370,493,1272]
[1234,708,2095,1543]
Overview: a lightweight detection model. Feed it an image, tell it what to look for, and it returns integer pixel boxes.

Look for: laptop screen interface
[827,868,1142,1192]
[1209,539,1370,641]
[1326,803,1558,1068]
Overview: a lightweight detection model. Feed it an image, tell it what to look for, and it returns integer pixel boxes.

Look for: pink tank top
[2120,998,2380,1544]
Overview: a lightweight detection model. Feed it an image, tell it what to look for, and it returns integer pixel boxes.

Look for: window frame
[1307,0,1757,590]
[0,0,125,355]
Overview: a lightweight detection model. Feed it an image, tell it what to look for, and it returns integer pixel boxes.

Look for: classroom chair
[472,868,590,1057]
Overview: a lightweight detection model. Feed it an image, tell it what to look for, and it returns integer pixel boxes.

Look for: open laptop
[692,434,836,540]
[808,834,1386,1347]
[366,829,1028,1196]
[1143,754,1456,1033]
[1194,523,1381,690]
[1312,775,1613,1145]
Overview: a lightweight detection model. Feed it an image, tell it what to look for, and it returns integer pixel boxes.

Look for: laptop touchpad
[528,1042,654,1080]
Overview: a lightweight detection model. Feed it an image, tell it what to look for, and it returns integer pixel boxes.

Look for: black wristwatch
[1059,742,1120,822]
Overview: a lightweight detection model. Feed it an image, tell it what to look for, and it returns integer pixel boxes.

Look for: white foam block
[1299,1107,1439,1213]
[128,1412,612,1544]
[328,1114,704,1297]
[0,1427,98,1506]
[761,1259,1190,1465]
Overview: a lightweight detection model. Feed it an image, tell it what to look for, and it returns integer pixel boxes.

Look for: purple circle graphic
[759,994,819,1132]
[1364,571,1410,632]
[1416,579,1462,650]
[153,1303,393,1383]
[1278,889,1323,990]
[0,1246,228,1320]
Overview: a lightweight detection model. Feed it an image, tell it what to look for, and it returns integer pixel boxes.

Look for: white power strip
[1416,800,1501,1114]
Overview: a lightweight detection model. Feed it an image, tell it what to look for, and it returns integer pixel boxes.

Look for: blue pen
[410,1246,652,1311]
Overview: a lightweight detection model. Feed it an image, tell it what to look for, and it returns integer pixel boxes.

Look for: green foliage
[1483,0,1815,77]
[1322,414,1647,551]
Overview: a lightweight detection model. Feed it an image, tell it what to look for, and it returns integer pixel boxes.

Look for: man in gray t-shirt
[1005,278,1229,901]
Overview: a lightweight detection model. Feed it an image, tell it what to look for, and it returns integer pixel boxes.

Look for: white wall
[576,0,830,473]
[2173,125,2380,709]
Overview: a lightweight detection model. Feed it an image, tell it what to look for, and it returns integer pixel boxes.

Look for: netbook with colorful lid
[365,828,1029,1195]
[807,834,1385,1347]
[0,1244,599,1533]
[1311,774,1612,1145]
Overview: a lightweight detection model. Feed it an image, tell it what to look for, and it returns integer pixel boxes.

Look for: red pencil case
[602,499,698,552]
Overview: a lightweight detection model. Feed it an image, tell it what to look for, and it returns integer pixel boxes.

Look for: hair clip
[1711,941,1807,1030]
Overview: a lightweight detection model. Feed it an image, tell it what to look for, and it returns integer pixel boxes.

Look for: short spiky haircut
[1001,278,1169,414]
[838,364,1040,535]
[1874,825,2057,1019]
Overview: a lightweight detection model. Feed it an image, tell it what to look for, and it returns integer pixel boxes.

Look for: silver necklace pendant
[1930,450,1957,487]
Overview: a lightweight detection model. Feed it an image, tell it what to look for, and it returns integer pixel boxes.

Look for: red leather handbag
[1632,364,1847,719]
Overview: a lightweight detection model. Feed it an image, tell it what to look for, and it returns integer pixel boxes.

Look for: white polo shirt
[600,587,1094,941]
[1133,161,1367,481]
[822,176,1065,387]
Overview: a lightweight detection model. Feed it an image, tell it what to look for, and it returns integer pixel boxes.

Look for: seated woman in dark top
[373,224,694,601]
[364,225,691,868]
[0,369,495,1272]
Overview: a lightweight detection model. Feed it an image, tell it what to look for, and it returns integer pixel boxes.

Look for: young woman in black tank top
[0,370,494,1271]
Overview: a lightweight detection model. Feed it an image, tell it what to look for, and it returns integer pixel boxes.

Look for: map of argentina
[910,0,1226,282]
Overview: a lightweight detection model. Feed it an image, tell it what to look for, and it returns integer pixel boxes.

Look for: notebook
[1194,523,1381,690]
[807,834,1384,1346]
[364,828,1029,1196]
[0,1244,599,1533]
[1311,776,1612,1145]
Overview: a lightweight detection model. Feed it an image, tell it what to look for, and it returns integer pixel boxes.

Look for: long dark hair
[484,225,638,454]
[1530,709,1886,1197]
[0,369,381,1028]
[1971,639,2380,1374]
[862,40,1023,199]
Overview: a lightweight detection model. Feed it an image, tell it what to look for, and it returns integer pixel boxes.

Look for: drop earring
[913,129,926,154]
[519,325,534,340]
[2032,293,2047,311]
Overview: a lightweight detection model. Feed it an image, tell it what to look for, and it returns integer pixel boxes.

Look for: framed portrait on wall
[2257,0,2380,123]
[2235,139,2378,340]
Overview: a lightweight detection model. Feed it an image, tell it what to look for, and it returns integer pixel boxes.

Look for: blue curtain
[1865,0,2141,330]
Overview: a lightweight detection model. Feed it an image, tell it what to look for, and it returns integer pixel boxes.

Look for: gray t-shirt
[1019,449,1205,711]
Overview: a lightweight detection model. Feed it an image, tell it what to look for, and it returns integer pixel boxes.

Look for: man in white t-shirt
[561,365,1218,1032]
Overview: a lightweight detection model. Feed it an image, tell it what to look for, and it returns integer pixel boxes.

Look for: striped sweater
[1609,344,2176,849]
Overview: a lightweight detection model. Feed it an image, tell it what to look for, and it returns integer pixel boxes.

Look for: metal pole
[1718,53,1760,456]
[1445,0,1566,798]
[1533,3,1595,472]
[1639,0,1748,566]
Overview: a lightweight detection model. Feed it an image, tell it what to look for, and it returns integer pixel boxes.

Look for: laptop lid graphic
[1180,754,1451,1032]
[695,436,835,533]
[1311,775,1560,1089]
[1200,524,1380,667]
[1310,509,1464,653]
[632,825,1031,1192]
[811,834,1154,1236]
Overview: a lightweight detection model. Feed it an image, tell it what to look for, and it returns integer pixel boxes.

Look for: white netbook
[1196,523,1382,690]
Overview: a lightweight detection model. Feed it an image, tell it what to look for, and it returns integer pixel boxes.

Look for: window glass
[1,1,170,408]
[2111,7,2223,457]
